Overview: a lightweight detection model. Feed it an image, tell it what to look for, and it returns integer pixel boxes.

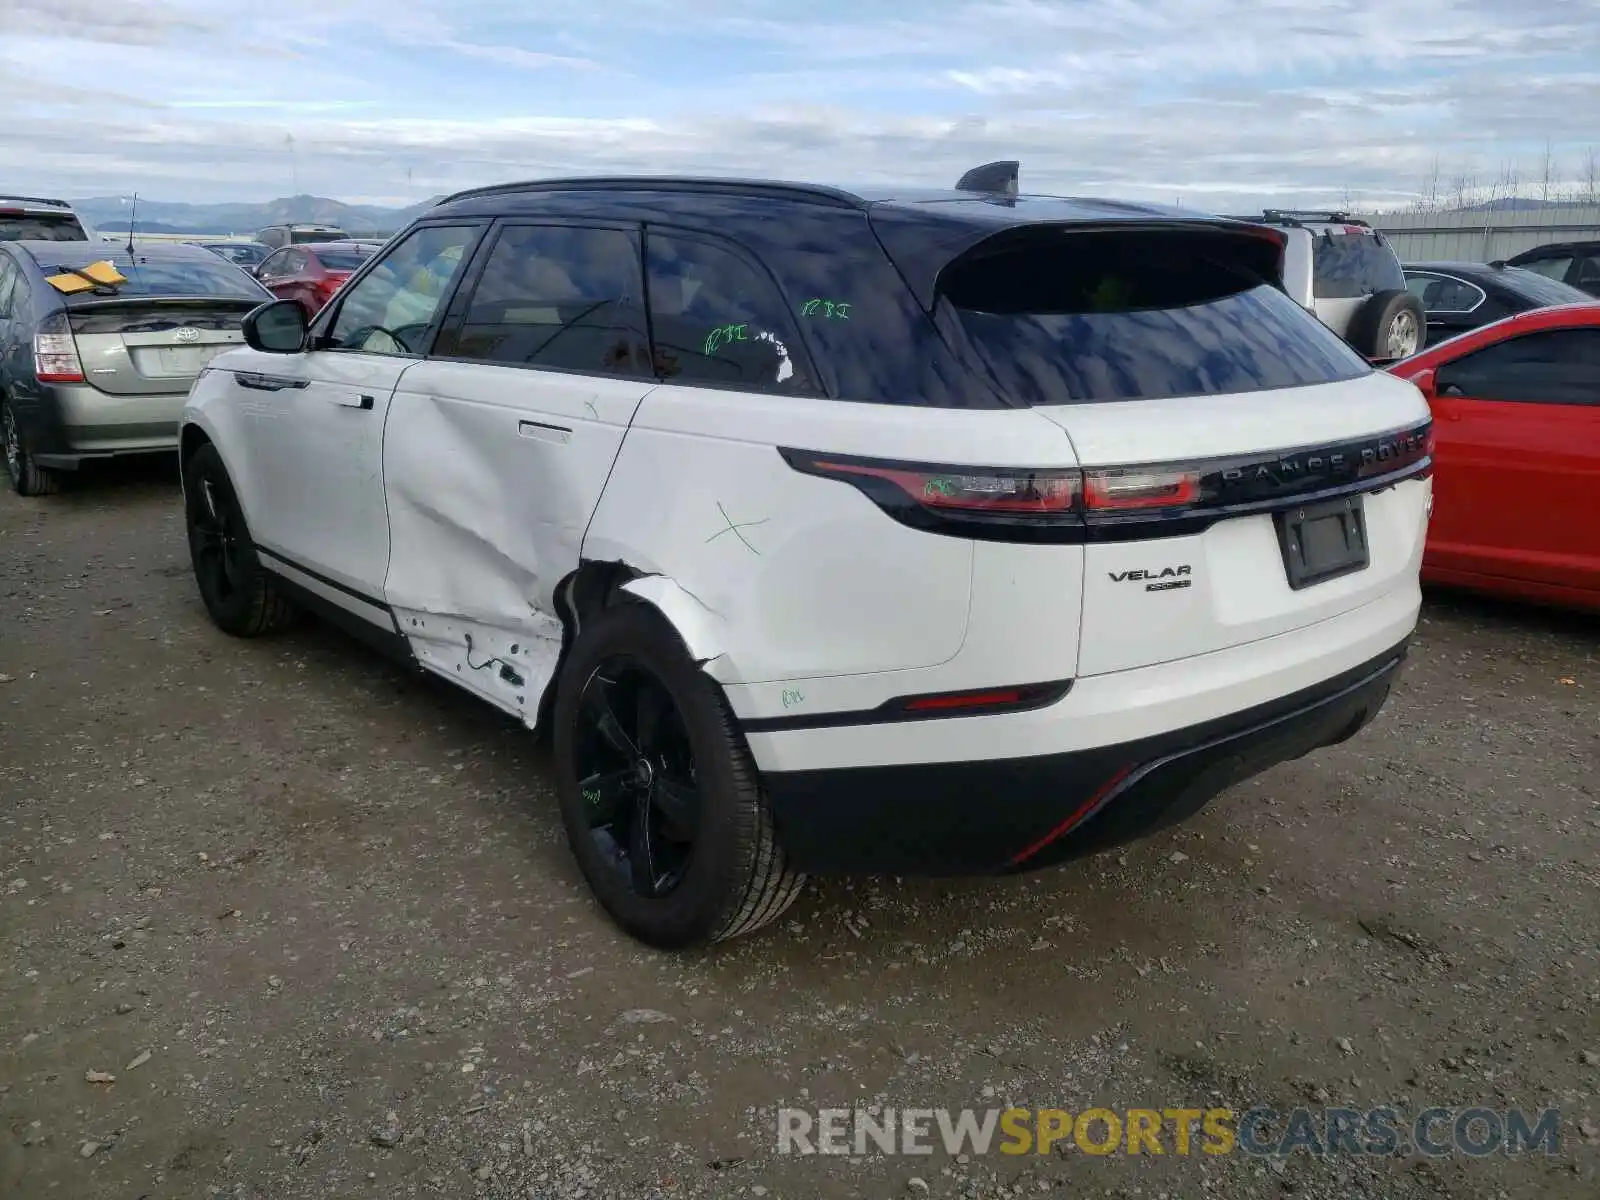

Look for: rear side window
[941,227,1371,405]
[0,214,87,242]
[439,224,652,378]
[1405,273,1483,313]
[0,257,19,316]
[644,231,814,394]
[1313,230,1405,298]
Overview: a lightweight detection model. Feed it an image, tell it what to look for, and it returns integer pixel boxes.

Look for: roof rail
[955,160,1020,197]
[0,194,71,209]
[436,176,867,210]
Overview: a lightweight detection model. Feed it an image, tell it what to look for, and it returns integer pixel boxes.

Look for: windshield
[290,229,347,244]
[941,227,1371,404]
[51,255,268,302]
[1499,266,1591,307]
[314,248,371,270]
[0,214,88,242]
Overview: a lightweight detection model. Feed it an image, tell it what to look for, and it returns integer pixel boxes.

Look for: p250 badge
[1109,565,1192,592]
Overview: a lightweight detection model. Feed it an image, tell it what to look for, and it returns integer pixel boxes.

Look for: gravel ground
[2,458,1597,1200]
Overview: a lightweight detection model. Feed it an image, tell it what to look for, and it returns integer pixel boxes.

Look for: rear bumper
[11,382,181,468]
[758,639,1408,875]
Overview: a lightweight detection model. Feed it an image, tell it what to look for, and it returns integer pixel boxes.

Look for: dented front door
[379,221,659,721]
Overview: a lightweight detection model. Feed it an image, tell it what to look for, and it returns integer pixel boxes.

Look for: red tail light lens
[33,310,84,383]
[798,458,1078,513]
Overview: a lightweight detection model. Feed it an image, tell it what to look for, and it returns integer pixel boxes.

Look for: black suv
[1505,241,1600,297]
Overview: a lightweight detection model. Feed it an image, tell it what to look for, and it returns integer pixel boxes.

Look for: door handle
[236,372,307,391]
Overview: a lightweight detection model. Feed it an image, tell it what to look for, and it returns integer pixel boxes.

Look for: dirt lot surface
[2,459,1597,1200]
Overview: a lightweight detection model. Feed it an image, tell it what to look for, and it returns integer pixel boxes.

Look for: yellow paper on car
[44,260,128,293]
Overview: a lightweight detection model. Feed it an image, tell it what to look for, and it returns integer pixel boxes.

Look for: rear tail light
[796,457,1078,513]
[780,421,1432,542]
[33,311,84,383]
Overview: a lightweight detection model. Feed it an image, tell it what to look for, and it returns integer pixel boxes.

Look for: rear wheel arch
[532,561,727,738]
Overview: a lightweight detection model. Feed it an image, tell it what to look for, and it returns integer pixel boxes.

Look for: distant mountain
[73,193,446,237]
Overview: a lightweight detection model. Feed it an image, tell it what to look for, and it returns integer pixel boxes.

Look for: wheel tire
[183,443,298,636]
[1348,290,1426,361]
[1,397,61,496]
[552,602,806,948]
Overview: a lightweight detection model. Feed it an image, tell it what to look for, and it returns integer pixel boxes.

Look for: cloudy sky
[2,0,1597,209]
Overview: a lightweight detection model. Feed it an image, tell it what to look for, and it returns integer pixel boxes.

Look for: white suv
[179,168,1434,948]
[1230,210,1426,362]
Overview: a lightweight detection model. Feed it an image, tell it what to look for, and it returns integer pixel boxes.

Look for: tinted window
[439,224,650,377]
[645,232,814,393]
[1404,272,1483,313]
[50,255,268,303]
[1575,256,1600,290]
[1497,267,1591,308]
[941,228,1371,405]
[1313,231,1405,299]
[0,258,19,317]
[1437,328,1600,406]
[1514,255,1573,282]
[291,229,346,245]
[257,250,292,280]
[312,248,370,271]
[256,229,285,249]
[326,224,477,355]
[0,214,88,242]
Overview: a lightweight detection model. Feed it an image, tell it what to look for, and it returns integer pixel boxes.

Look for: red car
[1388,302,1600,612]
[254,241,374,315]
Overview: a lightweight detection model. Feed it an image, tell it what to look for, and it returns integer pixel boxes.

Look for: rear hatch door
[933,220,1432,676]
[68,300,256,395]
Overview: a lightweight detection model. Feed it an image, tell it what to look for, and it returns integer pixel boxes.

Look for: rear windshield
[0,214,88,242]
[1313,230,1406,298]
[941,227,1371,405]
[49,256,268,303]
[290,230,346,244]
[1498,266,1590,307]
[313,248,370,270]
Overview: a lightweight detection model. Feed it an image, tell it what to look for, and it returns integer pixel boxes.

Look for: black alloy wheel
[572,658,702,898]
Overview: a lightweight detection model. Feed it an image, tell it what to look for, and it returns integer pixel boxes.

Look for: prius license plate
[1275,496,1369,590]
[151,345,218,375]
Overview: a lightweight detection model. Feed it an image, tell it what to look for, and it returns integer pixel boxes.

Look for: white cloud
[1,0,1596,211]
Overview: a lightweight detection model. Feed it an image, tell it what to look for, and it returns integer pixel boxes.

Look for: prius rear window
[940,227,1371,405]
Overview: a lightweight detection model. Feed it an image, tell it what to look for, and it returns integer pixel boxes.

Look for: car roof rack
[955,160,1020,197]
[436,176,867,211]
[1231,209,1370,229]
[0,194,71,209]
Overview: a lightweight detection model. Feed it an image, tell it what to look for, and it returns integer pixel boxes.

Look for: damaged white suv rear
[179,166,1433,948]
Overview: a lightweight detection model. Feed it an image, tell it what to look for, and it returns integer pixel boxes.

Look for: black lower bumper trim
[758,639,1409,876]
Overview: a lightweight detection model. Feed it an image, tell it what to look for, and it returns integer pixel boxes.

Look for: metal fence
[1351,205,1600,263]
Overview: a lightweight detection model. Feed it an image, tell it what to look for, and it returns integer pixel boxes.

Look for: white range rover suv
[178,166,1434,948]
